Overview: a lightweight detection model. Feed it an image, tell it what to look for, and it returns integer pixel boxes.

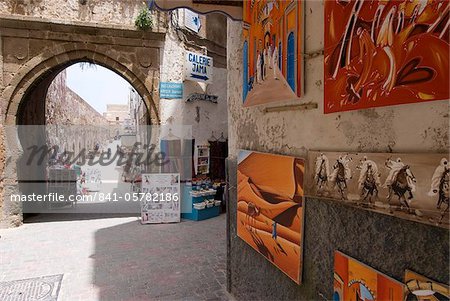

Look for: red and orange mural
[324,0,449,113]
[243,0,304,107]
[237,150,304,284]
[334,251,405,301]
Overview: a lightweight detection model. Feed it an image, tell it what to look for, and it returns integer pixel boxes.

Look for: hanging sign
[141,173,181,224]
[186,93,218,103]
[185,51,213,84]
[184,9,202,33]
[159,82,184,99]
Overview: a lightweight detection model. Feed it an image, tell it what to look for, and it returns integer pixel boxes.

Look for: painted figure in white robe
[429,158,449,196]
[272,46,279,80]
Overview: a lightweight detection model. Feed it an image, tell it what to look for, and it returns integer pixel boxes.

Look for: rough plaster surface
[0,0,147,28]
[226,0,449,299]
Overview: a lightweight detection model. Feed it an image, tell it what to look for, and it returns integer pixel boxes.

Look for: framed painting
[324,0,449,113]
[306,151,449,229]
[237,150,305,284]
[404,270,449,301]
[334,251,405,301]
[242,0,304,107]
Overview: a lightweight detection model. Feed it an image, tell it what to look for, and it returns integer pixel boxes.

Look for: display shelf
[181,184,220,221]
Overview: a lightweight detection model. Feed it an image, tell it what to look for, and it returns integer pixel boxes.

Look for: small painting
[242,0,304,107]
[334,251,405,301]
[324,0,449,113]
[404,270,449,301]
[306,151,449,229]
[237,150,304,284]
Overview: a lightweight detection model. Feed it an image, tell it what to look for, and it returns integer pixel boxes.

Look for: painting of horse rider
[306,151,449,229]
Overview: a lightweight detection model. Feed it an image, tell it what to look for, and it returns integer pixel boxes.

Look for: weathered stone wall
[0,0,167,32]
[226,1,449,299]
[45,69,109,153]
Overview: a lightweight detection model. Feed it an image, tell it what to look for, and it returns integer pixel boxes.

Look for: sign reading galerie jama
[184,51,213,84]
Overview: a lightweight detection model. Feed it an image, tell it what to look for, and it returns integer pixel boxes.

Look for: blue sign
[159,82,184,99]
[185,51,213,84]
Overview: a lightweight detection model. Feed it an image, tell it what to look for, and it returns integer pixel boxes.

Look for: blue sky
[66,63,132,114]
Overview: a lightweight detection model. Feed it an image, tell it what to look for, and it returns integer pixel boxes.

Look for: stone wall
[45,69,109,153]
[226,1,449,300]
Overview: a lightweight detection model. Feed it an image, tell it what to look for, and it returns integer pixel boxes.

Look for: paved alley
[0,214,230,301]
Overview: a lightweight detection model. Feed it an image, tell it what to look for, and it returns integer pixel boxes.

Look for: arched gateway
[0,17,165,227]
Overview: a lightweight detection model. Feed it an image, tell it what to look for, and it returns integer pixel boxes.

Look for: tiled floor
[0,214,231,301]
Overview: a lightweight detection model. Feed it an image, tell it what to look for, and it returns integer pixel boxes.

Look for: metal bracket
[264,102,318,113]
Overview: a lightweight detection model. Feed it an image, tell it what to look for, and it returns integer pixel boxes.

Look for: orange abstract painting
[242,0,304,107]
[237,151,304,284]
[324,0,449,113]
[334,251,405,301]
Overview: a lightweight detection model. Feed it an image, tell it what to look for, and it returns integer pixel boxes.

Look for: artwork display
[324,0,449,113]
[404,270,449,301]
[334,251,405,301]
[242,0,304,107]
[237,150,304,284]
[141,173,181,224]
[306,151,449,228]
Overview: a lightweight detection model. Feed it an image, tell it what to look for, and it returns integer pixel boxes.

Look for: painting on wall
[237,150,304,284]
[324,0,449,113]
[404,270,449,301]
[242,0,304,107]
[334,251,405,301]
[306,151,449,229]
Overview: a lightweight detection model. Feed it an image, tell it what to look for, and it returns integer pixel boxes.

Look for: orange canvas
[334,251,404,301]
[237,150,304,284]
[242,0,304,107]
[324,0,449,113]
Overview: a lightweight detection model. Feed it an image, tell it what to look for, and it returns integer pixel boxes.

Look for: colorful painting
[237,150,304,284]
[324,0,449,113]
[306,151,449,229]
[334,251,405,301]
[404,270,449,301]
[242,0,304,107]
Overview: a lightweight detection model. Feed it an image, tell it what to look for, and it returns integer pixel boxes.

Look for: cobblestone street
[0,214,230,301]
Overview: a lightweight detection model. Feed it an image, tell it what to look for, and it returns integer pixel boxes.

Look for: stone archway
[3,46,158,125]
[0,24,163,226]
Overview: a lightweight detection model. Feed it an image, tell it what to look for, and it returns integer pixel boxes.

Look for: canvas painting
[242,0,304,107]
[237,150,304,284]
[334,251,405,301]
[404,270,449,301]
[324,0,449,113]
[306,151,449,229]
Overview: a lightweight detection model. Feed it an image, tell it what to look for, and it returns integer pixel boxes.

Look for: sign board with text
[159,82,184,99]
[141,173,181,224]
[184,9,201,33]
[184,51,213,84]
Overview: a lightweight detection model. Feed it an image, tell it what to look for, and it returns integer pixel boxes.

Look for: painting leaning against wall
[237,150,304,284]
[334,251,405,301]
[305,151,450,229]
[242,0,304,107]
[324,0,449,113]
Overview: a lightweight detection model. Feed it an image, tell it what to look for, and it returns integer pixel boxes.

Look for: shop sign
[141,173,181,224]
[159,82,184,99]
[186,93,218,103]
[185,51,213,84]
[184,9,201,33]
